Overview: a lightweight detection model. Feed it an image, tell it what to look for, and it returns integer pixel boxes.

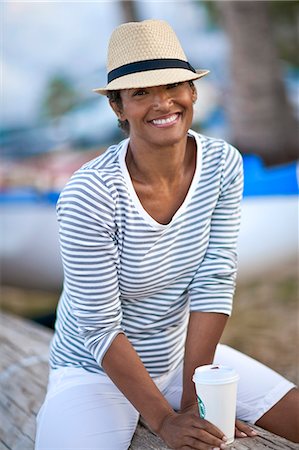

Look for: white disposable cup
[192,364,239,444]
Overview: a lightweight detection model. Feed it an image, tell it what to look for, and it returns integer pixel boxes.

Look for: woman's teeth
[151,114,178,125]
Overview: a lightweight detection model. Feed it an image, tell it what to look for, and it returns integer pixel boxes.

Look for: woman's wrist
[155,410,177,437]
[180,382,197,411]
[180,399,197,413]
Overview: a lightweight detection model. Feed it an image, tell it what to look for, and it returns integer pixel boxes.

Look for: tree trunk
[120,0,139,23]
[215,1,299,165]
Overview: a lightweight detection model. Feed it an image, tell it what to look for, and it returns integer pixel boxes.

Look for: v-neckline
[119,130,202,230]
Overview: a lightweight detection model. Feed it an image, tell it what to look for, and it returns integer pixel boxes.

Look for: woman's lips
[149,113,180,127]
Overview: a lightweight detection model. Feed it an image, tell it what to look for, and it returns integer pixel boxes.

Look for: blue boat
[0,155,298,290]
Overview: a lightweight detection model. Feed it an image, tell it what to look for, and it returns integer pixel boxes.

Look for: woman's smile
[148,113,181,128]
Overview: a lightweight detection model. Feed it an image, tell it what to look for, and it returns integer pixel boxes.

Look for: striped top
[50,130,243,377]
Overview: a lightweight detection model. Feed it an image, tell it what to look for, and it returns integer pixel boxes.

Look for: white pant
[35,345,295,450]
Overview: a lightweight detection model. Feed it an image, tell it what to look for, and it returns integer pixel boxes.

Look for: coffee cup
[192,364,239,444]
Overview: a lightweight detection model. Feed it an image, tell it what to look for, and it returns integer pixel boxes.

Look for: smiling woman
[35,19,299,450]
[107,81,196,135]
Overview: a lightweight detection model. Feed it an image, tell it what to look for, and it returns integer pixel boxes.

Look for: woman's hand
[235,419,258,438]
[158,404,258,449]
[158,406,227,450]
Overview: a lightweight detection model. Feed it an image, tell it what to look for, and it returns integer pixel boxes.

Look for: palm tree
[215,1,298,165]
[41,74,79,121]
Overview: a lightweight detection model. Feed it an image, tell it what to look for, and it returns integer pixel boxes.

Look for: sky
[1,0,228,127]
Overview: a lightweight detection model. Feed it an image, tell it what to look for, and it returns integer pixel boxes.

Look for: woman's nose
[152,90,173,110]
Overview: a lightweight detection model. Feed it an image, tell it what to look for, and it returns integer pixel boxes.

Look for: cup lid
[192,364,239,385]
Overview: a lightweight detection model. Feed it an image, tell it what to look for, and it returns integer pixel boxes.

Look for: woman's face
[110,82,197,148]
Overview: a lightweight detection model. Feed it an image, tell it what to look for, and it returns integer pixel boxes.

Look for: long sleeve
[188,145,244,315]
[57,169,123,367]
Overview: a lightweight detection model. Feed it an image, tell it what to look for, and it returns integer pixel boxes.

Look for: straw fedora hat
[93,19,209,95]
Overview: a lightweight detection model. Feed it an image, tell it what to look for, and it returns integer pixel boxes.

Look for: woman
[36,20,298,449]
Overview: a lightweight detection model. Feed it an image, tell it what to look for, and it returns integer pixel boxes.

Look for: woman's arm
[180,311,228,411]
[102,333,174,432]
[180,146,257,439]
[103,332,227,449]
[182,147,243,409]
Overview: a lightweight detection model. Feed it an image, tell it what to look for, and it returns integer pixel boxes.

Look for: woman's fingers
[186,427,227,449]
[181,405,226,440]
[197,417,226,440]
[160,412,228,449]
[187,413,227,448]
[235,419,258,438]
[183,435,226,450]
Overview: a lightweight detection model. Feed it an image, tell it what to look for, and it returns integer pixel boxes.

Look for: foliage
[41,74,79,120]
[200,0,299,67]
[270,1,299,67]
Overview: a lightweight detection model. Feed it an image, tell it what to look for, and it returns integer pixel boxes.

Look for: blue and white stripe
[50,129,243,377]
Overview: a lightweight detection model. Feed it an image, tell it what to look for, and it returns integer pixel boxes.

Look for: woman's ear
[192,86,198,104]
[109,99,126,121]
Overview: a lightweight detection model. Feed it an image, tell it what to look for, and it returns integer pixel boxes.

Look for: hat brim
[93,68,209,96]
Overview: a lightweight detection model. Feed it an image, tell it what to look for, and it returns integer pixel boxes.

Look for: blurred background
[1,1,298,383]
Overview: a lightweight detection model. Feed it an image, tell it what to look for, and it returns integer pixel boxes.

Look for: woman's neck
[126,135,195,186]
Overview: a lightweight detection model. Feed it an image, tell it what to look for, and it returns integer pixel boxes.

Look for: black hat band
[107,58,196,84]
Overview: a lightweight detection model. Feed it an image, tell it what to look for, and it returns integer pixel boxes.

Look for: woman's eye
[133,89,147,96]
[167,82,181,89]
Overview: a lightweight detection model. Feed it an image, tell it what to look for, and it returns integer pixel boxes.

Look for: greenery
[200,0,299,67]
[41,74,80,120]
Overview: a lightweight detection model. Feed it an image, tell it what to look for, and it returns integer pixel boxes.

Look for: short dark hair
[107,90,130,135]
[107,81,195,136]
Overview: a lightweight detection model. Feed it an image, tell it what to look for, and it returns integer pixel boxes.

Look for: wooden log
[0,311,298,450]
